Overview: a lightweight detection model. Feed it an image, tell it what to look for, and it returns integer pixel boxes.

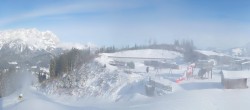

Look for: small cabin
[221,71,250,89]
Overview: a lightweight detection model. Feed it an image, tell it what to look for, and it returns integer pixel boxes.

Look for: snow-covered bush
[38,62,125,100]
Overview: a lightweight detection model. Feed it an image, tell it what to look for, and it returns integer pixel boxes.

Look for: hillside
[37,49,182,101]
[105,49,182,59]
[2,29,250,110]
[3,58,250,110]
[2,46,250,110]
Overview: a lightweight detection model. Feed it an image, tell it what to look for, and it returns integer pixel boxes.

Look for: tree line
[95,39,197,62]
[174,39,197,62]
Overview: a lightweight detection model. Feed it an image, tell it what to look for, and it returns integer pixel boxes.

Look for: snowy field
[1,49,250,110]
[2,70,250,110]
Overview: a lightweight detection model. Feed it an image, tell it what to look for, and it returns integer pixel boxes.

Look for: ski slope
[2,49,250,110]
[196,50,227,56]
[104,49,182,59]
[0,87,103,110]
[2,71,250,110]
[1,69,250,110]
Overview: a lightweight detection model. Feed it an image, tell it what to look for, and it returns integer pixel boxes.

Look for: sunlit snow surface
[196,50,227,56]
[2,73,250,110]
[2,49,250,110]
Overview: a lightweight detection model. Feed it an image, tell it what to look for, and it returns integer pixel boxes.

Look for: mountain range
[0,28,95,71]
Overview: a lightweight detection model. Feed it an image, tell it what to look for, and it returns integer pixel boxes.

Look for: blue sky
[0,0,250,49]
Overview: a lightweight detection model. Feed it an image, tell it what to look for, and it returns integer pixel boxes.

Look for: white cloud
[0,1,146,26]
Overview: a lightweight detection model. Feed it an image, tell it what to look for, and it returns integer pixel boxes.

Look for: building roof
[223,71,250,79]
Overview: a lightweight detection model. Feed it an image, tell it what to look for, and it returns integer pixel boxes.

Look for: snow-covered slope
[38,49,183,102]
[196,50,227,57]
[4,69,250,110]
[1,87,102,110]
[0,28,59,52]
[105,49,183,59]
[4,48,250,110]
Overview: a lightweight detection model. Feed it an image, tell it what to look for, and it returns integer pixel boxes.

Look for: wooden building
[221,71,250,89]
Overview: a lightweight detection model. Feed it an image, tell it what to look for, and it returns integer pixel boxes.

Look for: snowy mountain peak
[0,28,60,52]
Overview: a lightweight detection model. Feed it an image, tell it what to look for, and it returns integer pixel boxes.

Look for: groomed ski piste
[2,49,250,110]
